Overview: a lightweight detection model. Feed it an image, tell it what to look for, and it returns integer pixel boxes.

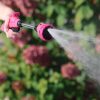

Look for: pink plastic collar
[36,23,53,41]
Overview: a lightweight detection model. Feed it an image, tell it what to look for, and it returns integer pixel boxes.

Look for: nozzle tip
[36,23,53,41]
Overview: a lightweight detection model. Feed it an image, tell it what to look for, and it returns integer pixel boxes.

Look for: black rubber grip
[11,27,20,32]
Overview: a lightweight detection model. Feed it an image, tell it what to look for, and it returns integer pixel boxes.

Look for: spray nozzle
[1,12,54,41]
[18,22,54,41]
[36,23,53,41]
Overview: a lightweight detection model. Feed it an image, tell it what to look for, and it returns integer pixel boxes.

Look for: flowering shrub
[14,0,38,17]
[0,71,7,84]
[11,30,33,48]
[22,45,50,66]
[61,63,80,79]
[12,80,25,93]
[0,0,100,100]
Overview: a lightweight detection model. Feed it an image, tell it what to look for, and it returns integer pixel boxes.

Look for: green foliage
[0,0,100,100]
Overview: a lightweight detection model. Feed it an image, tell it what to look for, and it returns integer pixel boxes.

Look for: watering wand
[1,12,53,41]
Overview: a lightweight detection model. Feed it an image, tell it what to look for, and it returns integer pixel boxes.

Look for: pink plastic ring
[36,23,53,41]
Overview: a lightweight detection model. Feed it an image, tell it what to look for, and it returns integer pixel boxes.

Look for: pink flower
[95,35,100,53]
[83,80,96,99]
[21,96,35,100]
[0,0,15,7]
[14,0,38,17]
[12,81,24,93]
[1,0,38,17]
[0,71,7,84]
[61,63,80,79]
[11,30,33,48]
[22,45,50,66]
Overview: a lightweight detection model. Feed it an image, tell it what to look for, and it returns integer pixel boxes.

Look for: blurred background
[0,0,100,100]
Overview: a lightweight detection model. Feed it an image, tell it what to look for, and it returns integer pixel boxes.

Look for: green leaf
[83,23,96,36]
[82,6,94,20]
[49,72,61,84]
[74,6,94,31]
[74,7,84,30]
[75,0,85,8]
[57,15,65,27]
[38,79,48,95]
[47,5,54,17]
[74,22,82,31]
[45,94,53,100]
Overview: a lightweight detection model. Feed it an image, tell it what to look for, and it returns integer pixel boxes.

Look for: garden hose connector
[8,12,21,32]
[1,12,21,32]
[36,23,53,41]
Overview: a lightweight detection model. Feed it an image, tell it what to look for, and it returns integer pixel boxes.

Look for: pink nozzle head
[36,23,53,41]
[0,12,21,32]
[8,12,21,32]
[9,12,20,28]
